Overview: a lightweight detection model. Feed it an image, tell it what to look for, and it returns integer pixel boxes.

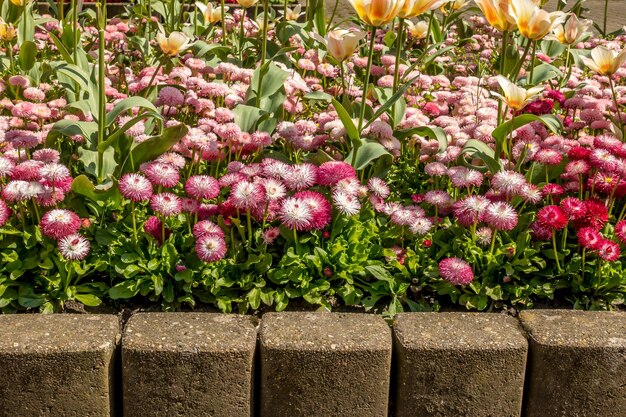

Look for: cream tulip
[236,0,259,8]
[451,0,469,9]
[196,2,226,24]
[546,13,591,45]
[581,46,626,76]
[348,0,405,27]
[473,0,516,32]
[492,75,544,110]
[156,30,193,57]
[312,29,367,62]
[406,20,429,39]
[508,0,564,40]
[281,5,304,21]
[399,0,450,19]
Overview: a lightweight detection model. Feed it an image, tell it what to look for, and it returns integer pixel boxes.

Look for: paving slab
[520,310,626,417]
[259,312,392,417]
[122,313,257,417]
[0,314,120,417]
[393,312,528,417]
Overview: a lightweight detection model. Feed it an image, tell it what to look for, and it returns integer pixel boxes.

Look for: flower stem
[256,0,270,107]
[552,230,562,273]
[356,26,377,140]
[511,38,532,81]
[603,0,609,36]
[246,207,253,248]
[489,229,497,257]
[239,8,245,62]
[608,76,624,137]
[131,201,138,245]
[528,41,537,84]
[221,0,227,45]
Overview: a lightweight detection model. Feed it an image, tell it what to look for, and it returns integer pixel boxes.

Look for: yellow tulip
[473,0,516,32]
[312,29,367,62]
[406,20,429,39]
[581,46,626,76]
[508,0,564,40]
[492,75,544,110]
[348,0,405,27]
[399,0,450,19]
[0,19,17,41]
[156,30,192,57]
[10,0,31,6]
[196,2,226,24]
[546,13,591,45]
[236,0,259,8]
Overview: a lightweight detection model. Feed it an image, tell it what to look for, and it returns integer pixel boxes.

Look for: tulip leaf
[123,124,188,173]
[233,104,267,133]
[331,99,360,147]
[104,96,161,127]
[18,41,37,71]
[396,126,448,153]
[344,141,391,170]
[71,174,120,203]
[459,139,501,174]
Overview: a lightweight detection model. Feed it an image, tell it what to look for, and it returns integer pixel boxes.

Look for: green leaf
[364,74,420,130]
[71,175,120,203]
[233,104,266,133]
[247,62,289,102]
[492,114,562,147]
[74,293,102,306]
[46,120,98,148]
[18,40,37,71]
[396,126,448,152]
[47,31,74,64]
[122,124,188,173]
[304,91,333,102]
[527,63,562,85]
[247,287,262,310]
[105,96,160,127]
[109,282,138,299]
[18,286,44,308]
[458,139,502,174]
[365,265,393,282]
[345,141,392,170]
[331,99,360,146]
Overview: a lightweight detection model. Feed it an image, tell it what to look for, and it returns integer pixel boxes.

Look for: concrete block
[520,310,626,417]
[0,314,120,417]
[259,312,391,417]
[122,313,257,417]
[393,312,528,417]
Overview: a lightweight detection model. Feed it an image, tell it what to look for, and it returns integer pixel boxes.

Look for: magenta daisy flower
[119,173,153,202]
[317,161,357,186]
[560,197,586,220]
[484,202,518,231]
[537,205,568,230]
[144,216,169,245]
[57,234,91,261]
[40,209,81,240]
[185,175,220,200]
[577,227,602,250]
[294,191,332,231]
[438,258,474,285]
[195,235,227,262]
[0,200,12,227]
[614,220,626,244]
[598,239,620,261]
[150,193,182,217]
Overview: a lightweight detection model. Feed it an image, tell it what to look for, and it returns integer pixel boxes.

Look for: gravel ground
[320,0,624,33]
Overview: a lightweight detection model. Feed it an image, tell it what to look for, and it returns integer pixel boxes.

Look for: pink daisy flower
[230,181,265,210]
[279,196,313,230]
[185,175,220,200]
[263,227,281,244]
[195,234,227,262]
[150,193,182,217]
[491,171,526,196]
[57,234,91,261]
[144,216,169,245]
[484,202,518,231]
[283,163,318,190]
[144,162,180,188]
[367,177,390,199]
[453,196,489,227]
[40,209,81,240]
[192,220,225,239]
[119,173,153,202]
[438,258,474,285]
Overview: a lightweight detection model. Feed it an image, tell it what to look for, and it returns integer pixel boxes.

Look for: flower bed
[0,0,624,314]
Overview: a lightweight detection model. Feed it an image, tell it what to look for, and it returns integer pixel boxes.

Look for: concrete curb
[520,310,626,417]
[0,314,120,417]
[122,313,257,417]
[0,311,624,417]
[393,312,528,417]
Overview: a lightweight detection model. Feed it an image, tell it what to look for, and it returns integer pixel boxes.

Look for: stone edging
[0,310,624,416]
